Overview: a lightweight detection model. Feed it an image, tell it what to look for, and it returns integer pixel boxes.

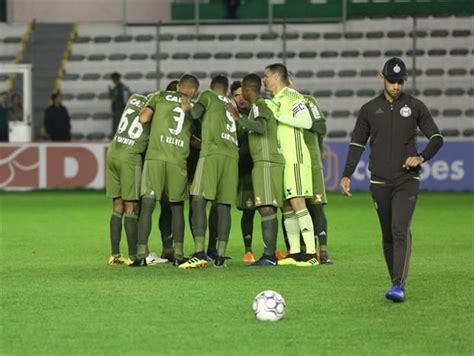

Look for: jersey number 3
[117,108,143,139]
[169,107,185,136]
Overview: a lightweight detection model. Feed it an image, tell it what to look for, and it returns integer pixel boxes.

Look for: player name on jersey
[160,135,184,147]
[115,136,137,146]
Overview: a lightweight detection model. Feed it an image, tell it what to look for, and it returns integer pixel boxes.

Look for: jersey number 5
[117,108,143,139]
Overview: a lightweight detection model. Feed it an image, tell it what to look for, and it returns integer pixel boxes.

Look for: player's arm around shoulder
[139,91,160,124]
[275,90,312,129]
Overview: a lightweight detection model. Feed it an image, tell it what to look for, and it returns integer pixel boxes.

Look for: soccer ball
[252,290,286,321]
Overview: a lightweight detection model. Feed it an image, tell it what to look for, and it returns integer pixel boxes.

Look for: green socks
[110,212,122,256]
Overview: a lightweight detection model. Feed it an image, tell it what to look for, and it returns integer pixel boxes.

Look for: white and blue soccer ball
[252,290,286,321]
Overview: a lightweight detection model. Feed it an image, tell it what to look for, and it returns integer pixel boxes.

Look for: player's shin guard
[313,204,328,251]
[208,204,218,250]
[295,209,316,254]
[241,209,255,252]
[261,212,277,257]
[283,211,301,254]
[191,196,207,252]
[124,213,138,259]
[171,202,185,260]
[137,197,156,259]
[110,212,123,256]
[159,199,173,250]
[216,203,231,257]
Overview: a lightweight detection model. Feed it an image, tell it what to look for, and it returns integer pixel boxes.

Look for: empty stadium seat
[260,32,278,40]
[442,109,462,117]
[331,110,351,118]
[114,35,132,42]
[463,128,474,137]
[92,112,111,120]
[366,31,384,39]
[158,34,174,41]
[384,49,403,57]
[430,29,449,37]
[124,72,143,80]
[450,48,469,56]
[239,33,257,41]
[231,71,247,79]
[145,72,164,79]
[338,70,357,78]
[357,89,376,97]
[82,73,101,80]
[93,36,111,43]
[167,71,184,79]
[360,69,378,77]
[428,49,447,56]
[177,34,195,41]
[193,52,212,60]
[451,29,471,37]
[335,89,354,97]
[277,51,296,59]
[440,129,460,137]
[299,51,317,59]
[327,130,347,138]
[71,133,85,140]
[341,50,359,58]
[295,70,313,78]
[447,68,467,76]
[69,54,85,61]
[425,68,444,76]
[257,51,275,59]
[172,53,191,60]
[344,32,363,39]
[235,52,253,59]
[214,52,232,59]
[313,90,332,97]
[129,53,148,60]
[387,31,405,38]
[150,53,169,60]
[282,32,299,40]
[191,71,207,79]
[135,34,153,42]
[88,54,106,61]
[324,32,342,40]
[109,53,127,60]
[87,132,106,140]
[77,93,95,100]
[218,34,236,41]
[316,70,336,78]
[71,112,89,120]
[74,36,91,43]
[320,51,338,58]
[302,32,320,40]
[197,34,215,41]
[210,71,229,78]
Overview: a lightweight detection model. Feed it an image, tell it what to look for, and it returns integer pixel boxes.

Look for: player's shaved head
[210,75,229,93]
[179,74,199,89]
[177,74,199,98]
[265,63,288,82]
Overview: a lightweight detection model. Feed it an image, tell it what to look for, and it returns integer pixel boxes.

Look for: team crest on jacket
[400,105,412,118]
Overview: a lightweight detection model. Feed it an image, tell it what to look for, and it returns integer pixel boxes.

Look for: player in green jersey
[129,74,200,267]
[180,75,239,268]
[106,93,150,265]
[229,81,257,264]
[228,73,285,266]
[303,94,333,264]
[263,63,318,267]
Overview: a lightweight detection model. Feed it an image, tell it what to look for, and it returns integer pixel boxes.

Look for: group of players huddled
[106,63,333,268]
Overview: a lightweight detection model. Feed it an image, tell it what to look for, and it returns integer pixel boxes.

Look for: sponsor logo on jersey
[292,102,306,116]
[165,94,182,103]
[400,105,412,118]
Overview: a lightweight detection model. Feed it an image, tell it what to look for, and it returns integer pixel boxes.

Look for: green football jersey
[268,87,311,165]
[303,95,325,168]
[108,93,150,164]
[198,89,239,159]
[145,91,194,168]
[248,97,285,164]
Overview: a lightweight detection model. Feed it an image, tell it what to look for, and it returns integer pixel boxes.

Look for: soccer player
[263,63,318,267]
[181,75,239,268]
[303,94,332,264]
[147,79,181,264]
[230,80,256,264]
[106,93,150,265]
[129,74,200,267]
[340,57,443,301]
[227,74,285,266]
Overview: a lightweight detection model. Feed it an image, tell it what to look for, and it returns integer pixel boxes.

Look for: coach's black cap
[382,57,407,81]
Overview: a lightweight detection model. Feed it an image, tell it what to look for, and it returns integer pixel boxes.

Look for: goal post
[0,63,32,142]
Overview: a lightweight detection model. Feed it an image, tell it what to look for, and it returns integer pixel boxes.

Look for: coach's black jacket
[342,92,443,182]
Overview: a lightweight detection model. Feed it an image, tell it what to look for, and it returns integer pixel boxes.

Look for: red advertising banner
[0,143,108,190]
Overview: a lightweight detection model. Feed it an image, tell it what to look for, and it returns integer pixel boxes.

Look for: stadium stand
[59,16,473,139]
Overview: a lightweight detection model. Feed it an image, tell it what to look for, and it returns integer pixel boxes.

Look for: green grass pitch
[1,190,472,355]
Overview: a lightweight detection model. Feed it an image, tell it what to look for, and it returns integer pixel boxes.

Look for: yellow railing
[52,23,78,95]
[6,20,34,93]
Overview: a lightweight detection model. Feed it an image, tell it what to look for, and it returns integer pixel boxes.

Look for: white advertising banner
[0,143,108,190]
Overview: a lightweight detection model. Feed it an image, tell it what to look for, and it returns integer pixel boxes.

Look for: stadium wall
[1,141,472,191]
[6,0,171,23]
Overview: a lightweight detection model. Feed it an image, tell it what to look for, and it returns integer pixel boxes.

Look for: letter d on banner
[47,147,98,187]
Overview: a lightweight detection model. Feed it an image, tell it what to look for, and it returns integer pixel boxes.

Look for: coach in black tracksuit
[340,57,443,302]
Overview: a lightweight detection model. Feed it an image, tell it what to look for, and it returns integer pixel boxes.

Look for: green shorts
[237,172,255,210]
[141,159,188,202]
[252,161,284,208]
[106,157,142,201]
[191,155,238,205]
[283,163,313,200]
[307,166,327,205]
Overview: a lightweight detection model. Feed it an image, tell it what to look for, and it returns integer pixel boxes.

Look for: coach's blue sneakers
[385,285,406,303]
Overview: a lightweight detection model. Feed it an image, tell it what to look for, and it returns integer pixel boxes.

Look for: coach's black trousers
[370,178,419,287]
